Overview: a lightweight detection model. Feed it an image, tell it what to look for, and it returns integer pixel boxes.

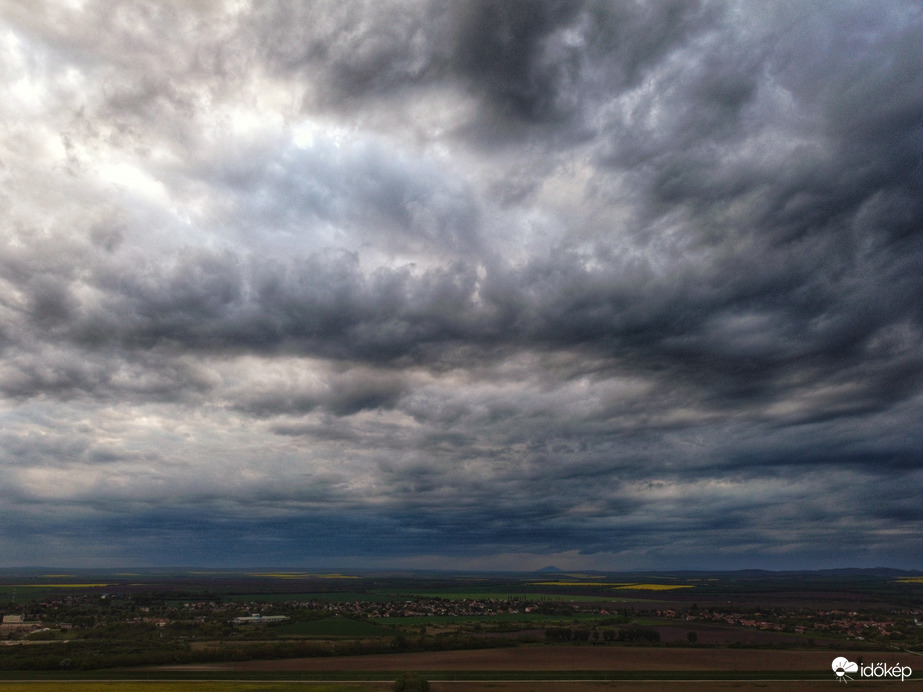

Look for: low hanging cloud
[0,0,921,570]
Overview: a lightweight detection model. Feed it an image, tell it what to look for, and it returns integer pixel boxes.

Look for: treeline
[0,632,515,671]
[0,639,191,671]
[545,626,661,644]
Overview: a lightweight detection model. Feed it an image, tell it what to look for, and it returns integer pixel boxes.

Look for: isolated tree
[687,631,698,644]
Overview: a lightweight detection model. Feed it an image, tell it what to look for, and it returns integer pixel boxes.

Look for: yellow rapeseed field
[531,581,694,590]
[613,583,695,591]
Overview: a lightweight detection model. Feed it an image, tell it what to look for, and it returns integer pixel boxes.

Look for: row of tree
[545,626,661,643]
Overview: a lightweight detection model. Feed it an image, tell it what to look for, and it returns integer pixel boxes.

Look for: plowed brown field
[426,683,909,692]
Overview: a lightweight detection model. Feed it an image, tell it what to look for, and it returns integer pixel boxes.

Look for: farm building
[1,614,42,630]
[233,614,289,625]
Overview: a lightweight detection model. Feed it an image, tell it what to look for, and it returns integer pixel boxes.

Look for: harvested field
[178,645,910,673]
[427,682,908,692]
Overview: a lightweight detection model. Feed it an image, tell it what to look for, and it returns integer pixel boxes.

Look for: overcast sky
[1,0,921,571]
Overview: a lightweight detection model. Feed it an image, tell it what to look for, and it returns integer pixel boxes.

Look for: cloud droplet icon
[832,657,858,681]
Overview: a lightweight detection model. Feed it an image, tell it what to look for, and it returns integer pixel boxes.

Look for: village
[2,590,921,649]
[655,606,923,641]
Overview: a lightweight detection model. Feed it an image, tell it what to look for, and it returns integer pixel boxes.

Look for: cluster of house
[656,607,921,638]
[290,597,535,619]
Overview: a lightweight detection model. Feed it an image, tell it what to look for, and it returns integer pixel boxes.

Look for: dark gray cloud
[452,0,587,123]
[0,0,920,570]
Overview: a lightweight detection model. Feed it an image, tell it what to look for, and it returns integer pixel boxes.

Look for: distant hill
[536,565,563,573]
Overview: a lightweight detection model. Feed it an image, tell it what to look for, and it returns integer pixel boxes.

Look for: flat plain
[0,568,920,690]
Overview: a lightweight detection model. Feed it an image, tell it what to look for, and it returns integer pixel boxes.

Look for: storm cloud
[0,0,921,570]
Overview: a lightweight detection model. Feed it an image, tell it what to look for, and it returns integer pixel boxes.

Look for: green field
[274,616,397,638]
[372,590,636,602]
[223,589,637,603]
[0,587,107,603]
[226,592,389,603]
[370,611,605,626]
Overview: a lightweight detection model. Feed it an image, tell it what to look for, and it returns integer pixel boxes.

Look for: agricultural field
[273,616,397,638]
[0,685,377,692]
[210,645,911,672]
